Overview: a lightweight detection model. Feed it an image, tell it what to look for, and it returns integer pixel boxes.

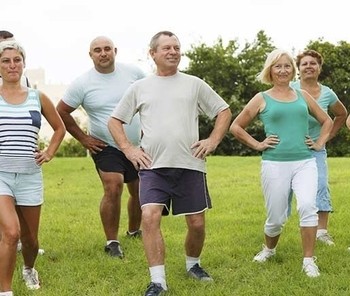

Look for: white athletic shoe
[253,244,276,262]
[22,267,40,290]
[317,233,335,246]
[302,257,320,278]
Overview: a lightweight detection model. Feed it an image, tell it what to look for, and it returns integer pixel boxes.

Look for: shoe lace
[147,282,163,293]
[190,264,210,277]
[303,257,319,276]
[24,269,39,285]
[320,233,333,241]
[256,245,274,258]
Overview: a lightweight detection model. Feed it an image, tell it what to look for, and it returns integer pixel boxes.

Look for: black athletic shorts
[91,146,138,183]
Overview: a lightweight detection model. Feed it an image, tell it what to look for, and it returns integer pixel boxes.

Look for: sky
[2,0,348,84]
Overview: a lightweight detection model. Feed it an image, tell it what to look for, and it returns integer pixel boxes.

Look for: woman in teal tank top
[230,49,333,277]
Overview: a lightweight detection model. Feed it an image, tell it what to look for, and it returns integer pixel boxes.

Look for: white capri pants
[261,158,318,237]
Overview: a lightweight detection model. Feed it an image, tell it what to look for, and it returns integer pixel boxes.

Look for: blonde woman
[230,49,333,277]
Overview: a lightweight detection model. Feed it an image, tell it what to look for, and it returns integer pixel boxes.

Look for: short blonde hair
[257,49,296,85]
[0,40,26,62]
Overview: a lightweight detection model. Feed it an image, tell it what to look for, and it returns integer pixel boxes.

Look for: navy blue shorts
[91,146,138,183]
[139,168,212,216]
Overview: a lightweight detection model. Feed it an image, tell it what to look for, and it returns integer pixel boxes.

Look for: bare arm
[36,92,66,165]
[108,116,152,169]
[302,90,333,149]
[230,93,279,151]
[56,100,107,154]
[191,107,232,159]
[328,100,347,140]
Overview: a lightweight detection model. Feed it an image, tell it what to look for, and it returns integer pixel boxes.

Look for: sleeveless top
[0,88,42,173]
[259,90,313,161]
[291,80,338,141]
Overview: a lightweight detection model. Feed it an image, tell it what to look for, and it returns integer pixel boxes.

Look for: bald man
[57,36,145,258]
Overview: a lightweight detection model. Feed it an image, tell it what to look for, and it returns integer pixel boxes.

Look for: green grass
[11,156,350,295]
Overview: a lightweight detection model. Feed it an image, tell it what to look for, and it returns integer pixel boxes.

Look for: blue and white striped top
[0,88,42,173]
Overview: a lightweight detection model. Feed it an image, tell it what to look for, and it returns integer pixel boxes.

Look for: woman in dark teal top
[291,50,347,247]
[230,48,333,278]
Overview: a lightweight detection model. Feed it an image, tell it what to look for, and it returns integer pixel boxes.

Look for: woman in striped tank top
[0,40,65,295]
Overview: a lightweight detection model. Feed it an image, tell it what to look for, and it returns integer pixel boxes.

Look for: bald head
[90,36,115,52]
[89,36,117,73]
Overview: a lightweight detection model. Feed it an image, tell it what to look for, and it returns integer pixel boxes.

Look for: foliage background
[184,31,350,157]
[47,31,350,157]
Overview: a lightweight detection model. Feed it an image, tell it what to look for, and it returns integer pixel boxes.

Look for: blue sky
[2,0,347,84]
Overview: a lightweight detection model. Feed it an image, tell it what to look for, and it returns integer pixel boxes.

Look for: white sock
[303,257,314,265]
[264,245,275,251]
[149,265,167,290]
[186,256,200,271]
[0,291,13,296]
[127,230,139,235]
[23,265,33,272]
[106,240,119,245]
[317,229,327,237]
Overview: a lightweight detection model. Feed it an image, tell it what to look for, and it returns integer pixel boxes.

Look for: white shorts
[0,171,43,206]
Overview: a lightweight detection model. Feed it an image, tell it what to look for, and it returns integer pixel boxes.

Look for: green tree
[184,31,275,155]
[53,114,88,157]
[55,137,88,157]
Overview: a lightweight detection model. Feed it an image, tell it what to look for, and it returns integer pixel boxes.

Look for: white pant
[261,158,318,237]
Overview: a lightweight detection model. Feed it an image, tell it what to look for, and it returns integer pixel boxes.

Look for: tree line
[185,30,350,156]
[52,30,350,157]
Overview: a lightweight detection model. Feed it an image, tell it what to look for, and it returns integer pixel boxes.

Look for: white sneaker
[302,257,320,278]
[22,267,40,290]
[317,233,335,246]
[38,248,45,255]
[253,244,276,262]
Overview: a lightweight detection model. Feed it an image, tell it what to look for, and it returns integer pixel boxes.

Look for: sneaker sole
[253,255,275,263]
[188,274,213,281]
[26,284,41,290]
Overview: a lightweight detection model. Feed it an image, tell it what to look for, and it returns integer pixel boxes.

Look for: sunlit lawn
[11,156,350,295]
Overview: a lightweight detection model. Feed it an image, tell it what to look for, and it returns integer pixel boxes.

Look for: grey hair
[0,40,26,62]
[149,31,180,51]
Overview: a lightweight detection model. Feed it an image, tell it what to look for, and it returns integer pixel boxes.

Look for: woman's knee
[298,201,318,226]
[264,216,286,237]
[1,226,20,246]
[264,223,283,237]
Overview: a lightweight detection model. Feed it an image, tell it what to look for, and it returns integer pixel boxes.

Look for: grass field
[11,156,350,295]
